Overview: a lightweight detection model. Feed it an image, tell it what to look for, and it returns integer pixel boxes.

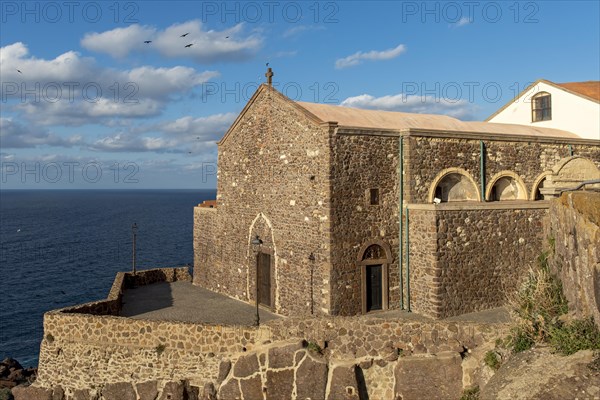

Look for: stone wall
[406,135,600,203]
[194,85,333,317]
[330,133,402,315]
[407,203,548,319]
[547,192,600,327]
[34,283,511,399]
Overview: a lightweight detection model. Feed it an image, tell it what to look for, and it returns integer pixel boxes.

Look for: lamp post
[251,235,263,326]
[132,223,138,275]
[308,252,316,315]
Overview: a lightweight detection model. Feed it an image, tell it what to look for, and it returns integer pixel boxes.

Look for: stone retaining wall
[547,192,600,327]
[33,267,511,399]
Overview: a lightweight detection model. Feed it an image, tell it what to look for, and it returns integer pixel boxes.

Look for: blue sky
[1,0,599,189]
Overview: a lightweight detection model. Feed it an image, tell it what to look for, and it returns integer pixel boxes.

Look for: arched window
[534,178,546,200]
[532,92,551,122]
[486,172,527,201]
[489,177,523,201]
[434,173,479,202]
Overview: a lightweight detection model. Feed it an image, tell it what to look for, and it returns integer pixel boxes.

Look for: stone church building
[194,79,600,319]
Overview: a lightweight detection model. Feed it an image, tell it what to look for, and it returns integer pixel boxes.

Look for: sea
[0,189,216,367]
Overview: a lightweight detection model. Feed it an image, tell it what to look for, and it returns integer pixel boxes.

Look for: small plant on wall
[155,344,166,356]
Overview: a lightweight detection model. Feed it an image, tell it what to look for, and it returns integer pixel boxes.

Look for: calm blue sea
[0,189,216,367]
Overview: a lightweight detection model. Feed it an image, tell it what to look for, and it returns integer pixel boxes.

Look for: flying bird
[144,40,152,44]
[16,69,22,74]
[180,33,190,37]
[266,62,269,67]
[225,36,229,39]
[185,43,194,48]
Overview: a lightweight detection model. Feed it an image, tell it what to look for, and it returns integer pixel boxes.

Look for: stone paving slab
[120,281,279,325]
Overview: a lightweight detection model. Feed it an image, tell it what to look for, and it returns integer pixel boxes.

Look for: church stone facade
[194,84,600,319]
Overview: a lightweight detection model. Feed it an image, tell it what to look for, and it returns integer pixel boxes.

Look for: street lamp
[251,235,263,326]
[132,223,138,275]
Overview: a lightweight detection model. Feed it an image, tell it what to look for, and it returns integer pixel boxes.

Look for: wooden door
[258,253,271,307]
[366,264,382,311]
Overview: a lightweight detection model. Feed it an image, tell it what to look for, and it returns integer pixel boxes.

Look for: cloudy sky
[1,1,598,188]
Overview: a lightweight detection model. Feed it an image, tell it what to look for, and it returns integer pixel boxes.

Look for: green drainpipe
[480,140,486,201]
[399,136,404,310]
[405,207,410,312]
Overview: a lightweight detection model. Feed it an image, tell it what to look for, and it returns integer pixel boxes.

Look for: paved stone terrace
[120,280,512,325]
[120,281,279,325]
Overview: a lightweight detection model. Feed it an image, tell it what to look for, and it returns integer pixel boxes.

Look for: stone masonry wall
[194,207,217,290]
[35,294,510,399]
[194,85,333,317]
[547,192,600,327]
[330,133,402,315]
[407,204,548,319]
[406,136,600,203]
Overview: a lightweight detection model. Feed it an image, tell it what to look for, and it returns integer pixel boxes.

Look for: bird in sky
[144,40,152,44]
[266,62,269,67]
[225,36,230,39]
[180,33,190,37]
[16,69,22,74]
[185,43,194,48]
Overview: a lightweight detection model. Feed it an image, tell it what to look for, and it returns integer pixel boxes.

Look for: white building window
[532,92,552,122]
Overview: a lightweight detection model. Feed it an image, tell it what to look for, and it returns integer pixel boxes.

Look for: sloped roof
[297,101,581,139]
[556,81,600,102]
[486,79,600,121]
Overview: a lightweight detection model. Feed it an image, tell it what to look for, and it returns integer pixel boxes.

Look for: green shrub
[460,386,480,400]
[548,318,600,355]
[484,351,501,370]
[306,341,322,354]
[509,327,535,353]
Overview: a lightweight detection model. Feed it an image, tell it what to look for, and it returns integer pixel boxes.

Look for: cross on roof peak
[265,67,274,86]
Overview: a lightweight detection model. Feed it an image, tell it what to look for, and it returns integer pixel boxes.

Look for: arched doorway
[358,240,392,313]
[248,213,277,310]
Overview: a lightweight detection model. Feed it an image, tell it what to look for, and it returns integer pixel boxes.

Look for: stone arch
[428,168,481,203]
[551,156,600,181]
[357,239,392,314]
[247,213,278,310]
[485,171,528,201]
[541,156,600,197]
[531,171,552,200]
[356,239,393,263]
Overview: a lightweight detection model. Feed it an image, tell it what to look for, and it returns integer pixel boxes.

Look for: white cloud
[1,42,218,125]
[282,25,325,38]
[81,25,155,58]
[0,117,83,148]
[81,20,262,63]
[88,113,236,153]
[340,93,478,120]
[335,44,406,69]
[452,17,472,28]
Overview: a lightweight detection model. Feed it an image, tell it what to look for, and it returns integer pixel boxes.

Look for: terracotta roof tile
[556,81,600,102]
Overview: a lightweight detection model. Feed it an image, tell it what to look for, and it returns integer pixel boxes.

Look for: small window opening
[369,188,380,205]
